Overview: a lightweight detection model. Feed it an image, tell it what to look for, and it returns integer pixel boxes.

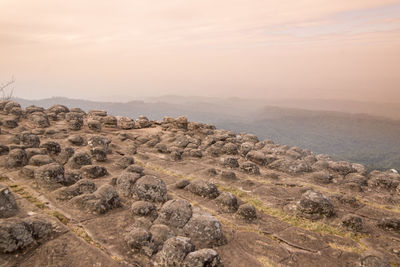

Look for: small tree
[0,76,15,100]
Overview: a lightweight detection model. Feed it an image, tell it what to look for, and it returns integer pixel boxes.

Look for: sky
[0,0,399,102]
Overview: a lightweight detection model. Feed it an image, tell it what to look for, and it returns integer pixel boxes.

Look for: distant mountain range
[15,96,400,171]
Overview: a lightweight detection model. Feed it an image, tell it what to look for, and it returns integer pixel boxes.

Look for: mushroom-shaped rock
[134,175,167,202]
[88,119,102,131]
[116,172,142,197]
[155,236,195,266]
[0,186,18,218]
[118,117,135,129]
[186,180,219,199]
[236,203,257,221]
[183,249,223,267]
[215,192,239,213]
[297,190,334,219]
[90,147,107,162]
[81,165,108,179]
[183,214,226,248]
[156,199,192,228]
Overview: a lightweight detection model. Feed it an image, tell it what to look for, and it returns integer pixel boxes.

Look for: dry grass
[257,256,279,267]
[328,242,365,254]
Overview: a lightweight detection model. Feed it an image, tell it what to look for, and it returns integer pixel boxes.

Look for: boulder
[118,117,135,129]
[155,199,192,228]
[377,217,400,233]
[341,215,363,232]
[150,224,175,252]
[67,135,85,146]
[20,133,40,148]
[215,192,239,213]
[312,171,332,184]
[124,228,154,256]
[88,136,111,152]
[183,249,223,267]
[0,186,18,218]
[175,179,191,189]
[116,172,142,197]
[34,163,65,184]
[131,201,157,220]
[361,256,390,267]
[240,161,260,175]
[55,179,97,200]
[29,112,50,128]
[68,152,92,169]
[236,203,257,221]
[329,161,355,175]
[220,171,237,180]
[114,156,134,169]
[297,190,334,219]
[28,154,54,166]
[136,115,151,128]
[87,119,102,131]
[155,236,195,266]
[0,145,9,156]
[7,148,28,168]
[186,180,220,199]
[73,184,121,214]
[90,147,107,162]
[80,165,108,179]
[134,175,167,202]
[183,214,226,248]
[220,157,239,169]
[40,141,61,155]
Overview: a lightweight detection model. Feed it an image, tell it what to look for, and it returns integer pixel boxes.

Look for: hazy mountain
[15,96,400,170]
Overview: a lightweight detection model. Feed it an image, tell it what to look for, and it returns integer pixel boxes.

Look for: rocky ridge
[0,100,399,266]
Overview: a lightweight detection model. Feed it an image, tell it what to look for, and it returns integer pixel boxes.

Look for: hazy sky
[1,0,399,102]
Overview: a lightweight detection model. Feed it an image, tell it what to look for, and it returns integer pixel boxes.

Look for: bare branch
[0,76,15,100]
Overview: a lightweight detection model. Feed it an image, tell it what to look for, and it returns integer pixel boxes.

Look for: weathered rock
[67,135,85,146]
[136,115,151,128]
[90,147,107,162]
[361,256,390,267]
[236,203,257,221]
[240,161,260,175]
[239,142,254,157]
[131,201,157,219]
[87,119,102,131]
[68,152,92,169]
[66,113,84,130]
[20,133,40,148]
[29,112,50,128]
[176,179,190,189]
[0,216,52,253]
[34,163,65,184]
[155,236,195,266]
[0,186,18,218]
[183,249,223,267]
[312,171,332,184]
[0,145,9,156]
[215,192,239,213]
[29,154,54,166]
[341,215,363,232]
[2,117,18,128]
[7,148,28,168]
[368,171,400,190]
[125,164,145,176]
[116,172,142,197]
[186,180,220,199]
[246,150,267,165]
[134,175,167,202]
[222,143,238,155]
[125,228,154,256]
[73,184,121,214]
[156,199,192,228]
[183,214,226,248]
[88,136,110,152]
[47,104,69,115]
[297,190,334,219]
[81,165,108,178]
[25,148,46,160]
[55,179,97,200]
[40,141,61,155]
[118,117,135,129]
[377,217,400,233]
[329,161,355,175]
[21,165,37,178]
[220,157,239,169]
[220,171,236,180]
[114,156,134,169]
[150,224,175,252]
[57,147,75,165]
